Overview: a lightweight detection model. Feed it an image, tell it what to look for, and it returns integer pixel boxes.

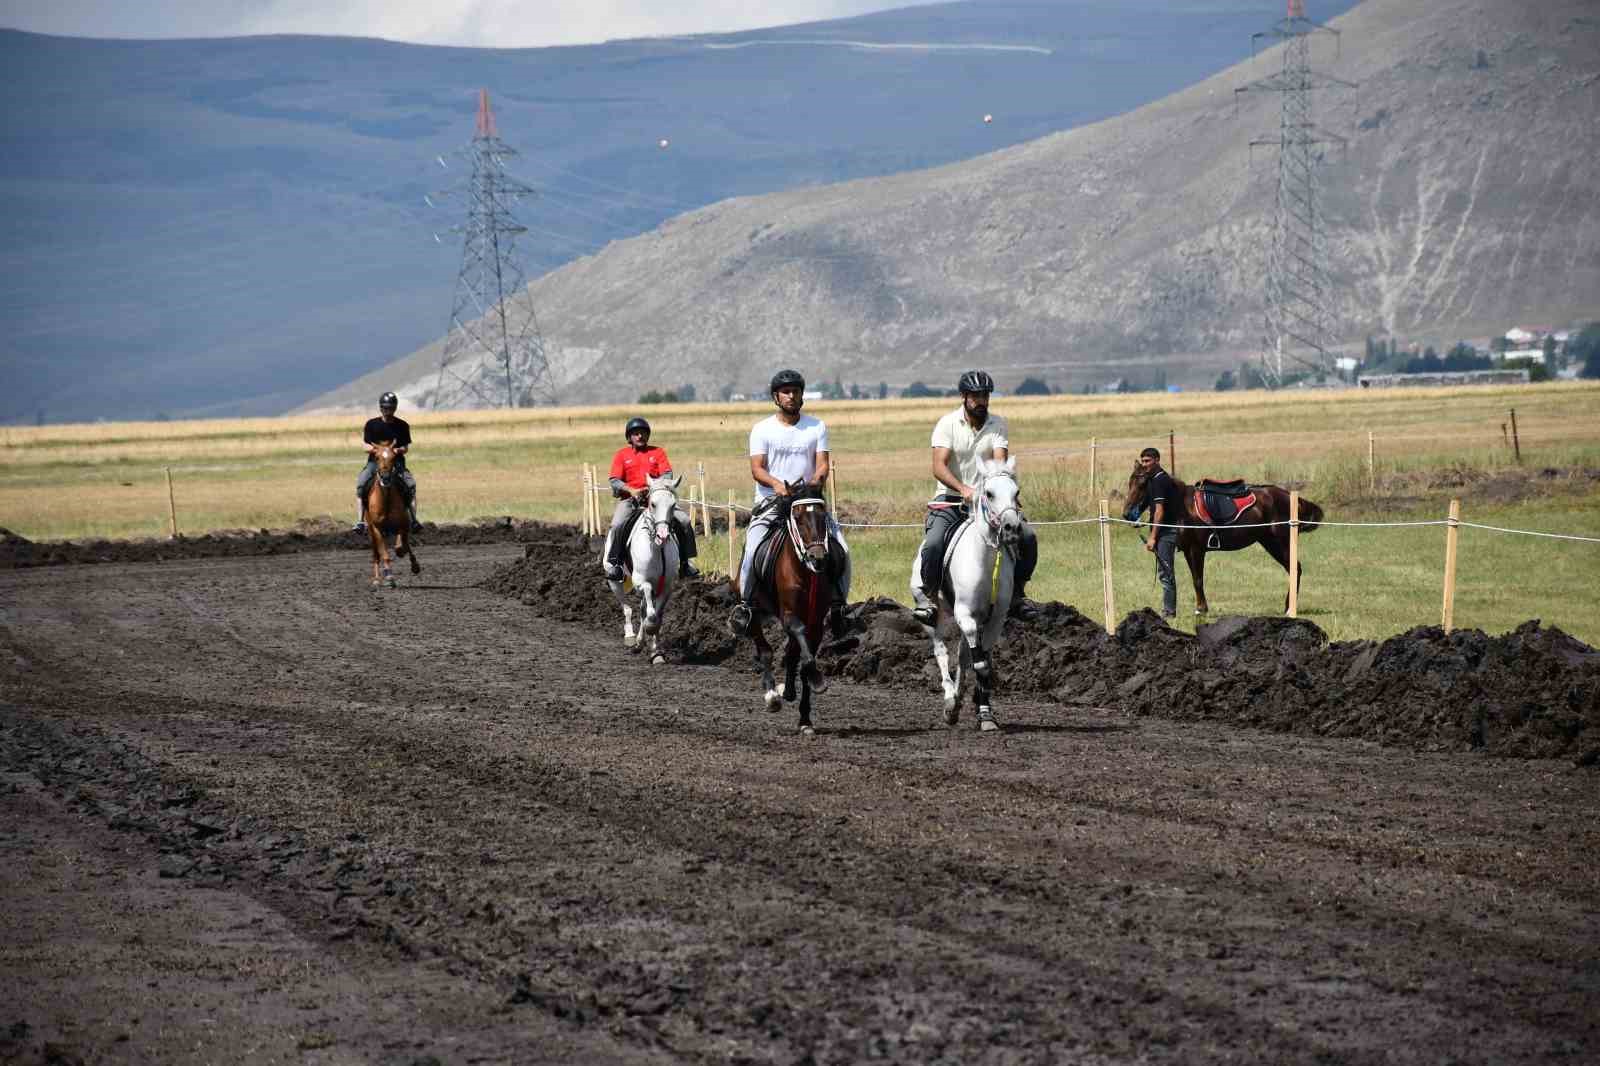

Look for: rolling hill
[306,0,1600,408]
[0,2,1358,422]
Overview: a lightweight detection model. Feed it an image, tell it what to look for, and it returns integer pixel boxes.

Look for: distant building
[1358,369,1530,388]
[1499,348,1546,365]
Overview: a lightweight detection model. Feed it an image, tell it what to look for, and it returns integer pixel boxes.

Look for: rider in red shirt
[603,416,699,580]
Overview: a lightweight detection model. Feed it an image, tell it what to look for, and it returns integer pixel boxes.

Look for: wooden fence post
[582,464,595,531]
[1088,437,1098,497]
[827,459,839,516]
[1098,498,1116,635]
[1367,430,1375,495]
[696,461,709,535]
[588,463,603,536]
[726,490,737,578]
[1287,490,1300,618]
[1441,498,1461,632]
[165,467,178,539]
[1509,408,1521,463]
[1168,430,1176,478]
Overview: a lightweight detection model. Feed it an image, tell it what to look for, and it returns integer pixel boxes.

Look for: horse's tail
[1295,495,1324,534]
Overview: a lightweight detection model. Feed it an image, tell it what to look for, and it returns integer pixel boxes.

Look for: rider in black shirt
[354,392,420,533]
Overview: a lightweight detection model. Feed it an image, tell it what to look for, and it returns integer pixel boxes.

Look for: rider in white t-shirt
[729,368,850,636]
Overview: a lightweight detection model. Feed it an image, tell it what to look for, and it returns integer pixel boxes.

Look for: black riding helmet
[378,391,399,410]
[624,416,651,441]
[958,370,995,394]
[770,369,806,394]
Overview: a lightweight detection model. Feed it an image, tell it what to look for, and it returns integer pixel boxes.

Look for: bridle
[971,469,1022,554]
[786,495,831,574]
[638,485,678,550]
[374,445,398,490]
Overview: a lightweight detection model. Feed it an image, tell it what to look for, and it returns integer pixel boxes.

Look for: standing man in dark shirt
[1138,446,1183,619]
[354,391,420,533]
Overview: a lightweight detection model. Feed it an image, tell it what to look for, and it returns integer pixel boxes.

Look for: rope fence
[578,405,1598,636]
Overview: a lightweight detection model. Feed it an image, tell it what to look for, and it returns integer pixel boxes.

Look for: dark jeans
[918,495,1038,595]
[1153,529,1178,615]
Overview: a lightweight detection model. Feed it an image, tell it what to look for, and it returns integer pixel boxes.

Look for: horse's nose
[1122,504,1141,524]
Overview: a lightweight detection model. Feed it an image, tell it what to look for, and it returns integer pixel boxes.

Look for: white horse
[913,457,1027,732]
[605,475,681,665]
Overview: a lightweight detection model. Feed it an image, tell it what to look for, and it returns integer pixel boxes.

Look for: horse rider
[353,391,420,533]
[728,369,850,637]
[601,416,700,581]
[1137,446,1183,619]
[909,369,1040,625]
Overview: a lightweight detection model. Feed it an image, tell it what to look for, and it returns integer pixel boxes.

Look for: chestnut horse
[734,484,836,736]
[366,441,421,587]
[1123,466,1321,615]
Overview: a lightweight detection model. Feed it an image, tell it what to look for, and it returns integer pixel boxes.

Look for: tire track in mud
[3,547,1598,1063]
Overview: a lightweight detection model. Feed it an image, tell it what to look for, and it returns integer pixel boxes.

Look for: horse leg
[367,525,384,587]
[930,614,962,723]
[782,633,799,703]
[797,667,815,737]
[405,534,421,575]
[752,625,781,711]
[1184,539,1209,615]
[953,605,997,730]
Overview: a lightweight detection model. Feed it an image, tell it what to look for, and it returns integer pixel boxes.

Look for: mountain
[0,2,1361,424]
[304,0,1600,408]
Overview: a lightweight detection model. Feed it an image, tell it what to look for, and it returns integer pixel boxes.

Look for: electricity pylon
[431,90,555,409]
[1235,1,1354,387]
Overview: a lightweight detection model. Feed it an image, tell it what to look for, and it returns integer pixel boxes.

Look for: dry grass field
[4,382,1598,643]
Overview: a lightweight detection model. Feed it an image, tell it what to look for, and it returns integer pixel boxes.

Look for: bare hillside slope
[311,0,1600,406]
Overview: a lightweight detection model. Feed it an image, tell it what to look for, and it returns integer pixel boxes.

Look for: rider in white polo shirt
[909,369,1039,624]
[728,368,851,636]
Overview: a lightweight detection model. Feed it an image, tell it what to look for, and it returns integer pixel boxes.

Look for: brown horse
[366,441,421,587]
[734,484,836,735]
[1123,466,1322,615]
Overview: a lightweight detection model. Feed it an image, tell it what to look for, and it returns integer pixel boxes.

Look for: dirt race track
[3,527,1598,1064]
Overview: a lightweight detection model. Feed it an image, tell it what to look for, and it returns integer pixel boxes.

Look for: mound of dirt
[484,535,1600,761]
[0,518,571,569]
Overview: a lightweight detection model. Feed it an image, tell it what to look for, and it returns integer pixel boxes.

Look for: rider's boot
[603,531,626,582]
[679,556,700,579]
[407,500,422,533]
[1008,581,1040,621]
[910,588,937,627]
[352,499,367,534]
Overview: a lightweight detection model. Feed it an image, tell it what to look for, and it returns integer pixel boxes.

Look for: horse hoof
[798,724,816,737]
[624,633,640,649]
[977,706,1000,732]
[651,654,666,666]
[385,578,397,589]
[764,690,782,711]
[810,673,829,695]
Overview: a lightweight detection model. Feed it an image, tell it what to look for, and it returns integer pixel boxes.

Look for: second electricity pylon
[1235,1,1354,387]
[431,90,555,409]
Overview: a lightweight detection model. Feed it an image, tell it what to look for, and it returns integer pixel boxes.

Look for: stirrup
[680,561,700,578]
[911,603,936,626]
[351,521,367,533]
[604,563,624,582]
[728,602,753,636]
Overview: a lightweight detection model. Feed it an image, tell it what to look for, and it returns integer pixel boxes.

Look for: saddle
[1191,478,1257,547]
[614,506,681,574]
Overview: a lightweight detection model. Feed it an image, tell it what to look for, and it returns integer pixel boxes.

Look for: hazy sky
[0,0,914,47]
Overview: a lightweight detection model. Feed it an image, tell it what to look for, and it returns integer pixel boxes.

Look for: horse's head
[373,440,398,486]
[787,484,832,573]
[643,474,680,545]
[1123,462,1150,524]
[974,457,1024,551]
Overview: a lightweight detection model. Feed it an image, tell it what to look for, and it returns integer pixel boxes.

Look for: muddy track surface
[3,545,1598,1064]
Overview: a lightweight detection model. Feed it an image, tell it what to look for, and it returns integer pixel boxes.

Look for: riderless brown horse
[734,482,836,735]
[1123,466,1322,615]
[366,441,421,588]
